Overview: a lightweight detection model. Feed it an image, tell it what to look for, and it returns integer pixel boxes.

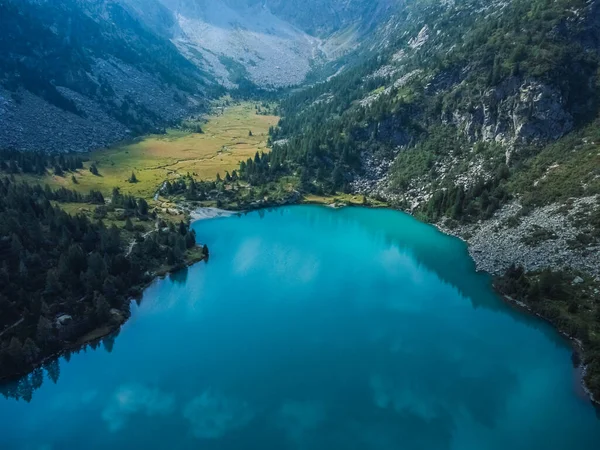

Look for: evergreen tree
[22,338,40,364]
[36,316,53,345]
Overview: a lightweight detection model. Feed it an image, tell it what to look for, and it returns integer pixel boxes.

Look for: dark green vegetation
[0,150,86,177]
[510,119,600,208]
[0,178,203,393]
[496,267,600,400]
[161,169,298,211]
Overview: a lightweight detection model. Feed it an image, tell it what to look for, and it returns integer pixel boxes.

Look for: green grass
[31,101,279,201]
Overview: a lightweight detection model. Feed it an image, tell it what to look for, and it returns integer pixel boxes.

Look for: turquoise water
[1,206,599,449]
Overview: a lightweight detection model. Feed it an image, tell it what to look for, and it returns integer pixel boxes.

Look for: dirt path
[126,229,156,257]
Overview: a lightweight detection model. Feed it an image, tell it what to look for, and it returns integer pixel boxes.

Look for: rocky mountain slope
[154,0,323,88]
[140,0,394,88]
[1,0,391,153]
[0,0,219,153]
[266,0,600,278]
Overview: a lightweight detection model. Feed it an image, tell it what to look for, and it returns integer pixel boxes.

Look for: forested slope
[0,176,203,396]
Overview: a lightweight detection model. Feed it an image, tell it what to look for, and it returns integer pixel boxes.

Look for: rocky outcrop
[445,78,574,162]
[443,196,600,277]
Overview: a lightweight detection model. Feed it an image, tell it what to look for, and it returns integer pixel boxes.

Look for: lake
[1,206,599,449]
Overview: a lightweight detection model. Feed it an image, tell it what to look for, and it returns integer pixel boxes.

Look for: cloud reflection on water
[102,384,175,432]
[183,389,255,439]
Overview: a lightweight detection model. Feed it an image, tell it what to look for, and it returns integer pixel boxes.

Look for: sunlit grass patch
[31,102,279,200]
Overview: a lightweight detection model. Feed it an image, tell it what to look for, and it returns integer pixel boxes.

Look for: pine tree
[94,293,111,323]
[36,316,53,345]
[44,270,61,297]
[7,337,24,366]
[137,198,149,216]
[23,338,40,364]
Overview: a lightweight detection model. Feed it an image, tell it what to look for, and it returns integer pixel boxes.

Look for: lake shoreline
[433,220,600,408]
[498,291,599,407]
[200,199,600,408]
[5,199,596,409]
[0,248,207,386]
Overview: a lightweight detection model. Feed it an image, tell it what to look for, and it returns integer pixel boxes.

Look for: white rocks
[445,77,574,162]
[459,197,600,276]
[409,25,429,50]
[190,207,236,221]
[360,70,422,107]
[56,315,73,328]
[573,276,585,285]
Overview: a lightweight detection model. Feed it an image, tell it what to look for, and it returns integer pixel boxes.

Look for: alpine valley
[2,0,600,444]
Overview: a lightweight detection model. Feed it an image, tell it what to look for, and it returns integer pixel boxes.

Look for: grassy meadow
[41,102,279,200]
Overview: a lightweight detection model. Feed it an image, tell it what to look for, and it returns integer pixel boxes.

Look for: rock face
[445,78,574,162]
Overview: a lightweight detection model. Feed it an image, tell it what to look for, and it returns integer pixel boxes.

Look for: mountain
[0,0,221,153]
[244,0,393,36]
[0,0,392,153]
[250,0,600,283]
[135,0,393,88]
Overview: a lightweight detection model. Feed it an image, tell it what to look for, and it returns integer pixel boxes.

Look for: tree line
[0,178,199,399]
[0,150,85,176]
